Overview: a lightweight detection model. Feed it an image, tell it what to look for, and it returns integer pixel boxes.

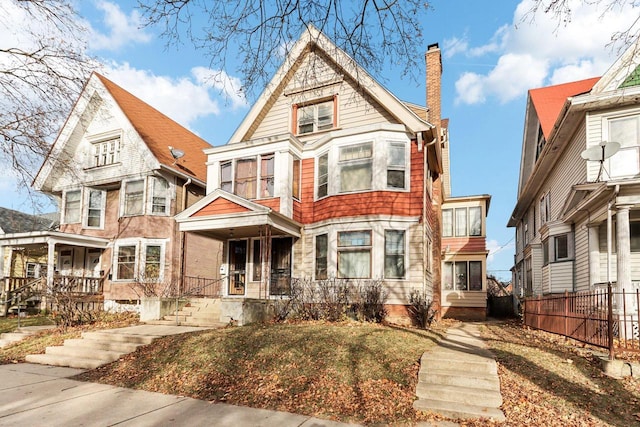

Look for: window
[292,158,301,199]
[555,234,569,260]
[339,142,373,192]
[144,245,161,279]
[543,238,549,265]
[442,209,453,237]
[260,154,275,198]
[317,153,328,198]
[64,190,81,224]
[124,180,144,216]
[296,99,334,135]
[632,222,640,252]
[86,189,104,228]
[235,157,257,199]
[252,239,262,281]
[92,137,121,167]
[387,143,406,189]
[221,161,232,192]
[442,261,483,291]
[384,230,405,279]
[524,222,529,245]
[608,115,640,178]
[116,246,136,280]
[455,208,467,237]
[151,177,169,214]
[540,193,550,225]
[535,124,545,162]
[315,234,328,280]
[469,207,482,236]
[337,230,371,278]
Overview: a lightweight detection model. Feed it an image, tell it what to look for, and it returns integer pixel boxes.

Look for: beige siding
[249,50,398,141]
[532,244,544,295]
[585,112,603,181]
[441,290,487,308]
[574,221,590,291]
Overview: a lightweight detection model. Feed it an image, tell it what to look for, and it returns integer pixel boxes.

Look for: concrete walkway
[413,322,505,422]
[0,325,55,348]
[0,363,359,426]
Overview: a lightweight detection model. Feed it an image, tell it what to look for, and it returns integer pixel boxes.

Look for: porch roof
[175,189,301,240]
[0,231,110,248]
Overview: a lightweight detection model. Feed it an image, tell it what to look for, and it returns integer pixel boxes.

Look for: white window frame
[605,113,640,179]
[122,179,145,217]
[442,260,483,291]
[113,239,166,282]
[338,142,373,193]
[540,192,550,225]
[317,152,329,199]
[63,189,82,224]
[218,154,275,200]
[84,188,106,229]
[384,230,406,279]
[149,176,171,216]
[386,142,407,190]
[86,131,122,169]
[315,233,328,280]
[337,230,372,279]
[296,98,335,135]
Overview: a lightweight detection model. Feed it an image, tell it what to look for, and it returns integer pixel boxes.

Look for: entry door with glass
[228,240,247,295]
[270,237,292,296]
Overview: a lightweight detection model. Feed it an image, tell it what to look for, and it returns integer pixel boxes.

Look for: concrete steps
[0,325,55,348]
[413,323,505,422]
[156,298,224,327]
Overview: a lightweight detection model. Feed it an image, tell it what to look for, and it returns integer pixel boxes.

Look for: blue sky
[1,0,636,281]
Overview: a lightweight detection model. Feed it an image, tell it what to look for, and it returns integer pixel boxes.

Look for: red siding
[442,236,487,253]
[192,198,250,217]
[255,198,280,212]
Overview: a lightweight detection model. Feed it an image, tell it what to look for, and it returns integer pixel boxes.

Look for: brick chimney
[426,43,442,131]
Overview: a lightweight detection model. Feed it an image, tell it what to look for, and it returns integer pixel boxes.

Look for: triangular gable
[176,189,271,221]
[591,38,640,93]
[229,25,431,144]
[95,73,211,181]
[529,77,600,139]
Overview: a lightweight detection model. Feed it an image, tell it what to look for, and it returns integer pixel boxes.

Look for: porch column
[588,224,601,287]
[615,205,632,293]
[46,239,56,292]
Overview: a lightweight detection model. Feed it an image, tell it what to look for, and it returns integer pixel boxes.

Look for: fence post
[564,290,568,337]
[607,282,614,361]
[537,296,541,330]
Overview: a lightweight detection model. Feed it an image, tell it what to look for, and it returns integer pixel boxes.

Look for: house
[0,73,222,312]
[508,38,640,306]
[176,26,491,322]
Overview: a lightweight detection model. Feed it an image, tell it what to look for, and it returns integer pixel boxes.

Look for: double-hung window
[292,158,301,199]
[540,193,550,225]
[384,230,405,279]
[387,143,406,189]
[151,177,169,215]
[337,230,371,278]
[115,241,165,281]
[315,234,328,280]
[64,190,81,224]
[143,245,162,279]
[219,154,275,199]
[317,153,329,198]
[235,158,257,199]
[86,189,104,228]
[339,142,373,193]
[260,154,275,198]
[116,245,136,280]
[296,99,334,135]
[442,209,453,237]
[124,180,144,216]
[220,161,232,192]
[608,114,640,178]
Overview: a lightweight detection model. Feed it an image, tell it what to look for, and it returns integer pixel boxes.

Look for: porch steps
[0,325,55,348]
[25,329,158,369]
[413,323,505,422]
[154,298,225,327]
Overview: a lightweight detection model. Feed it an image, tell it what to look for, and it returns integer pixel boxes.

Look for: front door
[228,240,247,295]
[270,237,292,296]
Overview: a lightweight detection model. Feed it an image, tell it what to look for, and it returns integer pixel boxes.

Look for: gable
[620,64,640,88]
[192,198,252,217]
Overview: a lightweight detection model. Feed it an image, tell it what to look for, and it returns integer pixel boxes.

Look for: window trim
[293,96,337,135]
[86,131,122,169]
[386,142,407,190]
[122,179,145,217]
[337,230,372,279]
[317,152,329,199]
[338,142,373,193]
[384,229,406,279]
[84,188,106,229]
[63,189,82,224]
[315,233,328,280]
[149,176,170,216]
[219,154,275,200]
[113,239,166,282]
[442,260,484,291]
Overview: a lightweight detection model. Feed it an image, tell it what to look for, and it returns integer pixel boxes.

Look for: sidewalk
[0,363,359,426]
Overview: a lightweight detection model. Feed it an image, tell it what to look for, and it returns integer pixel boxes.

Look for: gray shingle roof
[0,207,58,234]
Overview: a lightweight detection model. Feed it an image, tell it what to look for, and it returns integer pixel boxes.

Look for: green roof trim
[619,64,640,88]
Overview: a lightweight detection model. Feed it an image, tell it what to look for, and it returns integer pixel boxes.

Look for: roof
[95,73,212,182]
[0,207,57,234]
[529,77,600,139]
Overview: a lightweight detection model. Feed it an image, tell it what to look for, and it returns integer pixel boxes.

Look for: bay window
[64,190,81,224]
[384,230,405,279]
[151,177,169,215]
[116,245,136,280]
[337,230,371,278]
[219,154,275,200]
[114,240,165,281]
[387,143,406,189]
[317,153,328,198]
[339,142,373,192]
[443,260,483,291]
[235,157,257,199]
[315,234,328,280]
[442,206,483,237]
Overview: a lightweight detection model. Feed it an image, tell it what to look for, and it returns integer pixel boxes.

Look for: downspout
[607,185,620,285]
[423,136,437,296]
[179,178,192,294]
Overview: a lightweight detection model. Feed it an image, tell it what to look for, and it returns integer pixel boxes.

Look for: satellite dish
[168,146,185,162]
[580,141,621,181]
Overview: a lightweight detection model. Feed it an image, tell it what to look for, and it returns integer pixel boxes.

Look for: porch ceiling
[0,231,110,248]
[178,210,301,240]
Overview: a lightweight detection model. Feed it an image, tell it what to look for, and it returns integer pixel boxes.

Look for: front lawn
[0,315,55,334]
[76,321,443,424]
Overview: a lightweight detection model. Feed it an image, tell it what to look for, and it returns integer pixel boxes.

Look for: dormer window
[92,136,121,167]
[294,98,335,135]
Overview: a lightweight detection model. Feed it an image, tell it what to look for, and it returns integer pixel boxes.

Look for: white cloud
[452,0,639,105]
[486,239,515,265]
[90,1,151,51]
[192,67,248,110]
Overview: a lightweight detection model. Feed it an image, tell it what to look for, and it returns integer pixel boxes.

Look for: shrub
[408,290,435,329]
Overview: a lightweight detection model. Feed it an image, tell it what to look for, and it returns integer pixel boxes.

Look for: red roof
[95,73,211,182]
[529,77,600,139]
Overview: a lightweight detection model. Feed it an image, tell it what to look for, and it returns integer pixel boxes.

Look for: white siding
[574,220,590,291]
[549,261,574,293]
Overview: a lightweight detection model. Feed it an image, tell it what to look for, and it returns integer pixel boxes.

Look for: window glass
[469,261,482,290]
[609,116,640,177]
[220,161,232,192]
[144,245,161,279]
[442,209,453,237]
[631,222,640,252]
[152,177,169,214]
[543,239,549,265]
[260,154,275,198]
[337,230,371,278]
[384,230,405,279]
[315,234,328,280]
[455,262,467,290]
[87,189,103,227]
[469,207,482,236]
[124,180,144,216]
[339,143,373,193]
[117,246,136,280]
[555,234,569,260]
[292,158,301,199]
[443,262,453,290]
[92,137,120,167]
[298,105,315,134]
[387,143,406,189]
[235,157,257,199]
[455,208,467,237]
[64,190,81,224]
[317,154,328,198]
[253,239,262,281]
[297,100,334,134]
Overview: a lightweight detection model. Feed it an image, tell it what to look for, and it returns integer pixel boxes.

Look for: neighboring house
[0,73,221,310]
[509,38,640,302]
[176,26,491,321]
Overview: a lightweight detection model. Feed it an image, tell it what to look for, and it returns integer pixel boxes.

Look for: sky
[1,0,637,281]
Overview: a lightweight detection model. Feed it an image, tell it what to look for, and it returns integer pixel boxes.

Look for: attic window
[294,97,336,135]
[92,136,121,167]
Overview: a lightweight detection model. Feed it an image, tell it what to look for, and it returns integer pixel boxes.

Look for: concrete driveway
[0,363,358,426]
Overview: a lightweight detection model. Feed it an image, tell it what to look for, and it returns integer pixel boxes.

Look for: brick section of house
[192,198,250,217]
